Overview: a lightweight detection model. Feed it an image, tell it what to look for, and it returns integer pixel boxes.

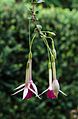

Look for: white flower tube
[25,59,32,84]
[52,61,56,80]
[49,68,53,89]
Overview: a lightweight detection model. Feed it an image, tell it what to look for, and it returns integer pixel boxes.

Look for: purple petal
[25,84,34,99]
[47,89,56,99]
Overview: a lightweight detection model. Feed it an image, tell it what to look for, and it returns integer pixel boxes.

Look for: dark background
[0,0,78,119]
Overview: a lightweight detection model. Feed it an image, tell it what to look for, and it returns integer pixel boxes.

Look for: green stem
[29,19,31,52]
[29,51,32,59]
[46,36,55,49]
[41,33,53,58]
[48,50,50,62]
[42,31,56,36]
[30,34,36,50]
[46,36,56,59]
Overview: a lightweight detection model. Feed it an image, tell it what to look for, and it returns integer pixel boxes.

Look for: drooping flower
[52,61,67,97]
[39,61,67,98]
[47,68,56,99]
[12,59,41,99]
[39,62,56,99]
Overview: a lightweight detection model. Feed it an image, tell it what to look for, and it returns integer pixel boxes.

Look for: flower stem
[41,33,53,58]
[29,19,31,52]
[30,34,36,50]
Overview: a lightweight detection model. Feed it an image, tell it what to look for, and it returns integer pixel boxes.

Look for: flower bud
[52,79,60,97]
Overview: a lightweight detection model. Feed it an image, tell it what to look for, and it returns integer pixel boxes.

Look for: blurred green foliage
[1,0,78,9]
[44,0,78,9]
[0,1,78,119]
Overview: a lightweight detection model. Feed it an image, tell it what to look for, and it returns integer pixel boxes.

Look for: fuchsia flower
[23,79,39,99]
[47,68,57,99]
[39,62,67,99]
[12,59,41,99]
[52,62,67,97]
[39,67,57,99]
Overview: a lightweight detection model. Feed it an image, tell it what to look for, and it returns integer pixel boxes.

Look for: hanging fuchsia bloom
[12,59,41,99]
[23,79,38,99]
[47,68,56,99]
[22,59,40,99]
[52,61,67,97]
[39,63,56,99]
[39,62,67,99]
